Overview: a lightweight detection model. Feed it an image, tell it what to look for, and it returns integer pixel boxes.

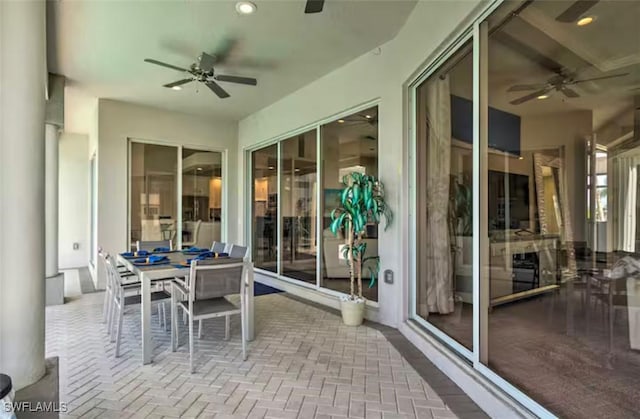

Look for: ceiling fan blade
[508,84,548,92]
[560,86,580,98]
[215,75,257,86]
[163,79,193,88]
[210,38,238,65]
[144,58,188,72]
[573,73,629,85]
[556,0,599,23]
[493,32,564,75]
[205,80,230,99]
[510,88,552,105]
[198,52,217,71]
[305,0,324,13]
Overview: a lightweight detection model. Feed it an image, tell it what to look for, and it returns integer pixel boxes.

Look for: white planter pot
[340,299,365,326]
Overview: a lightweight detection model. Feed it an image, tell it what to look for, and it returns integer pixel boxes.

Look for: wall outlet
[73,242,80,250]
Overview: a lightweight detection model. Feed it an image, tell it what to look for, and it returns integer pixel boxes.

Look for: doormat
[254,282,284,296]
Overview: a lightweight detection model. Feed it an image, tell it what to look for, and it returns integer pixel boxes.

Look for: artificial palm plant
[329,172,393,301]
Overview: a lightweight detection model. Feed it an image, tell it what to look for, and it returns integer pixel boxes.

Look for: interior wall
[95,99,237,288]
[59,132,89,268]
[238,0,485,328]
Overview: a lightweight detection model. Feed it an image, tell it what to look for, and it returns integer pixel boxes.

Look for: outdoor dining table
[117,251,255,365]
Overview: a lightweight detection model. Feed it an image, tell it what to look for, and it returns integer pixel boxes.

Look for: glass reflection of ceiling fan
[508,71,629,105]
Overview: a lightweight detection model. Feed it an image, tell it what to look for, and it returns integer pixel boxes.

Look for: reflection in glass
[485,0,640,416]
[281,131,317,283]
[182,149,223,249]
[130,142,178,250]
[252,145,278,272]
[320,106,379,301]
[415,42,474,349]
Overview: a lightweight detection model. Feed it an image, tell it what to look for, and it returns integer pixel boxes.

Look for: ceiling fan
[305,0,325,14]
[508,71,628,105]
[556,0,599,23]
[144,52,257,99]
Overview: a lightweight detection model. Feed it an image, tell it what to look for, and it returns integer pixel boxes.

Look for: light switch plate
[384,269,393,284]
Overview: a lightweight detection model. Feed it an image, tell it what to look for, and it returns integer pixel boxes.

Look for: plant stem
[348,220,355,298]
[357,232,363,299]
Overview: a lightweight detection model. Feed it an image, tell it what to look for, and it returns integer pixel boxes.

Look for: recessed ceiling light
[268,166,275,170]
[172,86,182,91]
[236,1,257,15]
[365,115,372,119]
[518,156,524,160]
[196,167,203,171]
[577,16,594,26]
[537,94,549,100]
[294,168,301,172]
[338,119,345,123]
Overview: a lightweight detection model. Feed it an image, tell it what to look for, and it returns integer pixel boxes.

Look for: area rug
[254,282,284,296]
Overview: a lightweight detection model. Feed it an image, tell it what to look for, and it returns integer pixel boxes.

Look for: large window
[320,107,379,301]
[415,42,474,350]
[129,141,223,250]
[412,0,640,416]
[252,144,278,272]
[250,106,379,301]
[281,131,317,283]
[182,149,223,248]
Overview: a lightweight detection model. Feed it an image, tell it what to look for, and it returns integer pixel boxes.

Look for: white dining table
[117,252,255,365]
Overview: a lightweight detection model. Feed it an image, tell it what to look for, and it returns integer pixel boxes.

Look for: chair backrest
[141,219,162,241]
[211,241,227,253]
[104,254,121,289]
[137,240,172,252]
[228,244,248,259]
[188,259,246,301]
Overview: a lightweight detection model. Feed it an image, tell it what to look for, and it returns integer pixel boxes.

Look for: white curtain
[612,156,640,252]
[424,75,454,314]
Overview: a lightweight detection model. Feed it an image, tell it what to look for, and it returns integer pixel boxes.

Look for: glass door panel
[281,130,318,284]
[130,142,178,250]
[182,149,223,249]
[252,145,278,272]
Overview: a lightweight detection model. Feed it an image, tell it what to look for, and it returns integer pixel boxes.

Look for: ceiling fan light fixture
[236,1,257,15]
[577,16,595,26]
[537,94,549,100]
[171,86,182,91]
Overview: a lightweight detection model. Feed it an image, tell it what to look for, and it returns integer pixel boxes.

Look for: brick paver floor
[47,291,460,418]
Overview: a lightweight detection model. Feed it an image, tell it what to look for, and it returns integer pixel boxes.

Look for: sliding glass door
[130,142,178,247]
[411,0,640,416]
[182,149,223,248]
[129,140,223,251]
[249,106,379,300]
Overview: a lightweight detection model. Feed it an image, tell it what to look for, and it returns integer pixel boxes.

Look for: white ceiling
[48,0,416,121]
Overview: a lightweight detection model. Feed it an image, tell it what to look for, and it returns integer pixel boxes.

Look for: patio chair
[105,255,171,357]
[211,241,227,253]
[228,244,248,259]
[136,240,173,252]
[171,258,248,373]
[99,248,135,324]
[182,220,202,248]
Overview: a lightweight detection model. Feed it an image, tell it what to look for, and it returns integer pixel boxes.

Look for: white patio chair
[182,220,202,248]
[171,258,248,373]
[105,255,171,357]
[136,240,173,252]
[228,244,248,259]
[210,241,227,253]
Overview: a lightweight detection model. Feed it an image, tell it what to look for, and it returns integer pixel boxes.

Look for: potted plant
[329,172,392,326]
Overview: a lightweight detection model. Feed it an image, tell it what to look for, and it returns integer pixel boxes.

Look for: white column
[45,123,60,278]
[0,0,47,390]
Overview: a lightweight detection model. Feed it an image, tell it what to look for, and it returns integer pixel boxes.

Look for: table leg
[141,272,152,364]
[246,267,255,342]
